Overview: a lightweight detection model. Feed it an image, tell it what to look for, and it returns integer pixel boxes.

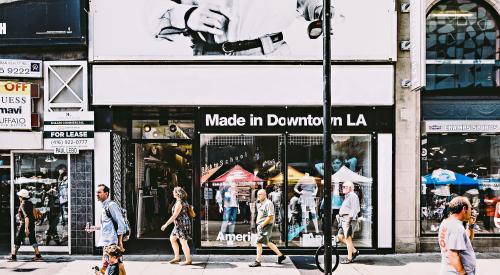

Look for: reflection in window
[200,135,283,247]
[12,153,69,247]
[286,135,372,247]
[421,135,500,234]
[426,0,500,91]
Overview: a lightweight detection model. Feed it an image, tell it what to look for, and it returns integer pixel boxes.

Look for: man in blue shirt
[94,184,126,275]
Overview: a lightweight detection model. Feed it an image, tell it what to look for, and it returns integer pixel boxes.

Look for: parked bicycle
[314,235,340,272]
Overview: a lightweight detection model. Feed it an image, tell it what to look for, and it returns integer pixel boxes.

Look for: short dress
[170,201,192,240]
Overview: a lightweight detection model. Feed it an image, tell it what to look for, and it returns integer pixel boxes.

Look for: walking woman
[161,187,192,265]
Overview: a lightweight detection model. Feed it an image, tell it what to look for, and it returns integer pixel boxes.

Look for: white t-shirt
[438,218,476,275]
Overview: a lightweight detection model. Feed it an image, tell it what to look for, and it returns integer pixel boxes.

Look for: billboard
[0,0,85,46]
[90,0,397,61]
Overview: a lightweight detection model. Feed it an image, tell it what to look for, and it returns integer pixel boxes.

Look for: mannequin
[268,185,283,229]
[294,173,319,233]
[216,181,239,234]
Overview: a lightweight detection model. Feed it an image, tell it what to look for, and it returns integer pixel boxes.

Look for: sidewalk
[1,253,499,275]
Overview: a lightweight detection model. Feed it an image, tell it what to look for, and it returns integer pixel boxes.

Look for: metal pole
[322,0,333,274]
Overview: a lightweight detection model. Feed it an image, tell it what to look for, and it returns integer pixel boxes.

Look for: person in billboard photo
[151,0,333,56]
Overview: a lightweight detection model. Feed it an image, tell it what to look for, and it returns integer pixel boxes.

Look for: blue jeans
[220,207,238,234]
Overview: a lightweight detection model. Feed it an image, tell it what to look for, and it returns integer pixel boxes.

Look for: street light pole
[322,0,333,274]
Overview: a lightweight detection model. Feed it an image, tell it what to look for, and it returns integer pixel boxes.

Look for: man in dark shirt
[7,189,42,261]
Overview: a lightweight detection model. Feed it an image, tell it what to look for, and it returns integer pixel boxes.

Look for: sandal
[168,258,181,264]
[340,258,353,264]
[352,250,360,260]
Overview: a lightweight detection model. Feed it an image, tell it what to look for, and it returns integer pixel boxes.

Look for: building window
[200,134,283,247]
[12,153,70,249]
[426,0,500,91]
[286,134,373,247]
[421,135,500,234]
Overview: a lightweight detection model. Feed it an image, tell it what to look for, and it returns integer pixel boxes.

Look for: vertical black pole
[322,0,333,274]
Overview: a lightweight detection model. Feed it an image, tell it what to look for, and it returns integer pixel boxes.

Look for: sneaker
[340,258,353,264]
[5,254,17,261]
[32,254,42,261]
[277,254,287,264]
[249,261,261,267]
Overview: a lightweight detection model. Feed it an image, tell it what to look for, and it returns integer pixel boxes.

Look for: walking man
[338,181,360,264]
[7,189,42,261]
[438,196,476,275]
[92,184,126,275]
[249,189,286,267]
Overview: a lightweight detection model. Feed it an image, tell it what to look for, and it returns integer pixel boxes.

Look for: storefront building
[418,0,500,251]
[89,0,397,254]
[0,0,93,254]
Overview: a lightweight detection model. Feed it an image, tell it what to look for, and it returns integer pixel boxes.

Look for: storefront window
[12,153,70,248]
[287,134,373,247]
[200,134,283,247]
[426,0,500,91]
[132,120,195,140]
[421,134,500,234]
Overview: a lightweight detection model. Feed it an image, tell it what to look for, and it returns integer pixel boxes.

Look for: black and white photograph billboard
[90,0,396,61]
[0,0,85,46]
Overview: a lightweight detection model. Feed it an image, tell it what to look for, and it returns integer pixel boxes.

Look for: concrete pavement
[1,253,499,275]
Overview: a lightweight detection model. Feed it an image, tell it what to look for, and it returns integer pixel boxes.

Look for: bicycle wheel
[315,245,340,273]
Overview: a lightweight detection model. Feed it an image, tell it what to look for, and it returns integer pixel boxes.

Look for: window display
[421,134,500,234]
[12,153,70,248]
[200,135,283,247]
[286,134,373,247]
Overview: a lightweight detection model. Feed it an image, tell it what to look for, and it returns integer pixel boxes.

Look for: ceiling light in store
[431,147,441,151]
[153,131,159,138]
[45,155,57,163]
[457,165,465,168]
[143,124,152,132]
[465,139,477,143]
[479,167,488,170]
[451,155,458,158]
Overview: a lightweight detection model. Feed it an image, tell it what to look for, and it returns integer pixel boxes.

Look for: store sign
[43,111,94,154]
[424,120,500,133]
[0,81,31,129]
[0,0,84,46]
[0,59,42,78]
[200,107,394,133]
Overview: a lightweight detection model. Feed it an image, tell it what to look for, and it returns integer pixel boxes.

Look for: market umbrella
[268,166,321,185]
[331,166,373,184]
[201,166,221,184]
[210,164,263,184]
[422,168,478,186]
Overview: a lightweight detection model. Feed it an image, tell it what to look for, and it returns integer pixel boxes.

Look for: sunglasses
[308,20,323,39]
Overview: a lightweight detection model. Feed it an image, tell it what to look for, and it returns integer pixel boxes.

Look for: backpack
[105,202,131,242]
